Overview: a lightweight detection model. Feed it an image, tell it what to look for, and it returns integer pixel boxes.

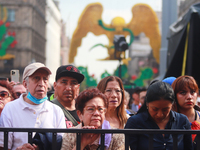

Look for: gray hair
[25,76,29,83]
[24,77,29,89]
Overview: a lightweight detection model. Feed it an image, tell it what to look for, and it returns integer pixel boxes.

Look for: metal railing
[0,128,200,150]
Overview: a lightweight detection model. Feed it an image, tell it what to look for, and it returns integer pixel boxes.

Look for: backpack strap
[52,98,78,126]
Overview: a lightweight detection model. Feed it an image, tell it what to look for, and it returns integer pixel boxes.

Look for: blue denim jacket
[125,110,193,150]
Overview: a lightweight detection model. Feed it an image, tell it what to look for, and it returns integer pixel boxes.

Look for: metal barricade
[0,128,200,150]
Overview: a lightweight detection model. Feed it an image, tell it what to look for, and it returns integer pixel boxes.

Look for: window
[7,9,15,22]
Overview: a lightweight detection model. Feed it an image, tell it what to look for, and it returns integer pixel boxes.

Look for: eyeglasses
[104,89,122,95]
[15,92,23,98]
[0,91,10,99]
[84,106,106,114]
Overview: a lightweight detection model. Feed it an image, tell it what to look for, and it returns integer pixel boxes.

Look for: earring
[147,106,148,109]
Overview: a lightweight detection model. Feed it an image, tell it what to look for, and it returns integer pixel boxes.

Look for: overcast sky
[58,0,162,81]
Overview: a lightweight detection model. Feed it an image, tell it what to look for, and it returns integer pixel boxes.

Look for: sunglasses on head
[0,91,10,99]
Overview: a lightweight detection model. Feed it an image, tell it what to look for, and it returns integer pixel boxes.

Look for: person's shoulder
[125,111,147,129]
[171,110,188,119]
[129,111,147,121]
[62,124,81,139]
[171,111,190,125]
[3,97,21,109]
[45,100,58,107]
[46,100,59,107]
[170,111,192,130]
[51,98,57,103]
[45,100,63,112]
[1,98,22,121]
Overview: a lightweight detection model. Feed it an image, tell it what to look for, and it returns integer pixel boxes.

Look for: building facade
[45,0,61,85]
[60,20,70,66]
[0,0,46,81]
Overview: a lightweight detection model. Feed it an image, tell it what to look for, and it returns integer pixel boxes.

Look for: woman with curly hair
[97,76,127,129]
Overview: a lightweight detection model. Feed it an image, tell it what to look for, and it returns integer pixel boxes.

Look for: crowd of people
[0,62,199,150]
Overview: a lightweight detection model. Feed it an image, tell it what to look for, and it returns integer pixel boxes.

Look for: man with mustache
[0,62,66,150]
[52,65,84,128]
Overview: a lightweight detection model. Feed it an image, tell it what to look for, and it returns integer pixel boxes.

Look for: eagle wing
[127,3,161,63]
[69,2,109,63]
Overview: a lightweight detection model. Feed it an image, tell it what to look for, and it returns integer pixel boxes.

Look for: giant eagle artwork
[0,5,17,60]
[69,2,161,64]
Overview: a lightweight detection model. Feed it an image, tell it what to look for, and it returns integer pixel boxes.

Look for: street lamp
[113,35,129,78]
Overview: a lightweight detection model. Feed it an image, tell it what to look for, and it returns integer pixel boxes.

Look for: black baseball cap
[55,65,84,83]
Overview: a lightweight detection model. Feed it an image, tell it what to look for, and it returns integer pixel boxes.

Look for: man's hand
[16,143,38,150]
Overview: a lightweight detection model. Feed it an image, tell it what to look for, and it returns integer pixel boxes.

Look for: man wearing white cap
[0,62,65,150]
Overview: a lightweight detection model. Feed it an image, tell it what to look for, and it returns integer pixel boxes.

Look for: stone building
[45,0,61,85]
[60,20,70,66]
[0,0,46,80]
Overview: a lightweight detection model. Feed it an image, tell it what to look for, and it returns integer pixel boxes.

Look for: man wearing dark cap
[52,65,84,128]
[0,62,66,150]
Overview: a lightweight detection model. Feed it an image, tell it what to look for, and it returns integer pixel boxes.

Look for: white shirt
[0,94,66,150]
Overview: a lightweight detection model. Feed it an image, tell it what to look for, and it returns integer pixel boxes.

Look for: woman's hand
[9,81,17,86]
[80,126,100,150]
[16,143,38,150]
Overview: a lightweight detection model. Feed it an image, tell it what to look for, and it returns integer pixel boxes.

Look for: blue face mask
[27,92,48,104]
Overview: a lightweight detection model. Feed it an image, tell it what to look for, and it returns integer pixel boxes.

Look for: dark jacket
[125,110,193,150]
[32,132,62,150]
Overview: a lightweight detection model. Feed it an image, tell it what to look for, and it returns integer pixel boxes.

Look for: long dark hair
[137,81,175,114]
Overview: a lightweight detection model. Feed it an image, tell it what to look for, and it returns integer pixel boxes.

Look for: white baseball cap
[23,62,51,80]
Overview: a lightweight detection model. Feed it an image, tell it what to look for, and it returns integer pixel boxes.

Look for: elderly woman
[97,76,127,129]
[172,75,200,144]
[0,80,16,115]
[125,81,192,150]
[61,88,124,150]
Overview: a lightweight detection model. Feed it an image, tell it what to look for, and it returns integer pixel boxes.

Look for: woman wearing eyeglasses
[0,80,16,115]
[61,88,124,150]
[125,81,192,150]
[97,76,127,129]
